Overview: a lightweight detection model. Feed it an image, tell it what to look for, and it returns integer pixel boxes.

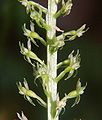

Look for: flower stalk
[46,0,58,119]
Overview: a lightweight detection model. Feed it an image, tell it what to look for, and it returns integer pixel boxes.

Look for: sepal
[17,111,28,120]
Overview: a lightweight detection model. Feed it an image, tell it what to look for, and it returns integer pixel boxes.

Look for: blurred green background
[0,0,102,120]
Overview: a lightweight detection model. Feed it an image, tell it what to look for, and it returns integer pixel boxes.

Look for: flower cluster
[17,0,87,119]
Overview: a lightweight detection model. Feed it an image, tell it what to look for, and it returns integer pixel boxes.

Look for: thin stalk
[46,0,58,120]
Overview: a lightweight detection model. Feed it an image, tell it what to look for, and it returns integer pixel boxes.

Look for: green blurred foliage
[0,0,102,120]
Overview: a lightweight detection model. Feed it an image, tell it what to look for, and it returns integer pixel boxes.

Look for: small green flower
[23,22,46,46]
[56,50,80,82]
[34,64,49,96]
[66,50,80,79]
[62,0,73,16]
[19,42,45,66]
[18,0,47,14]
[56,79,87,114]
[54,0,73,18]
[17,79,46,107]
[17,79,36,106]
[30,9,50,30]
[57,24,88,42]
[67,79,87,107]
[65,24,88,41]
[48,36,65,53]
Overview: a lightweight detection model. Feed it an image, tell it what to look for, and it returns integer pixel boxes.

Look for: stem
[46,0,58,120]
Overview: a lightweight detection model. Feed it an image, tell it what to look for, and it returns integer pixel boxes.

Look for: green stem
[46,0,58,120]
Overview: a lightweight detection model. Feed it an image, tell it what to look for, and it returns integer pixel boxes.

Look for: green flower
[19,42,45,66]
[57,24,88,42]
[35,64,49,96]
[56,79,87,115]
[56,50,80,82]
[54,0,73,18]
[65,24,88,41]
[18,0,47,14]
[66,50,80,79]
[17,79,46,107]
[48,36,65,53]
[67,79,87,107]
[23,22,46,46]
